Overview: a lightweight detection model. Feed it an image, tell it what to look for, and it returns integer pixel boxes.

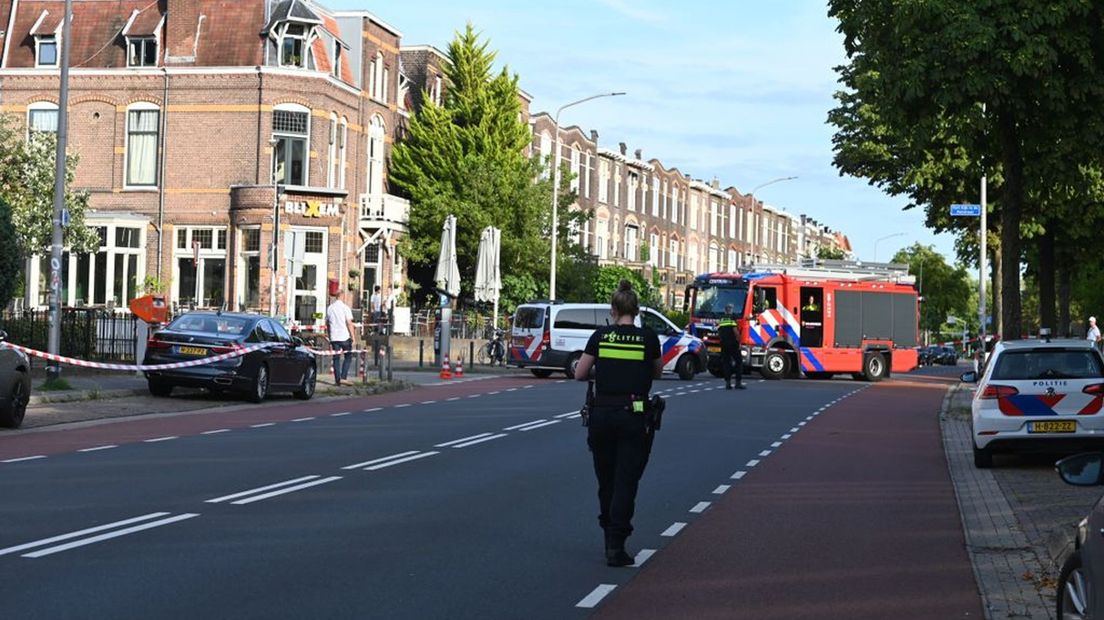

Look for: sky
[333,0,960,263]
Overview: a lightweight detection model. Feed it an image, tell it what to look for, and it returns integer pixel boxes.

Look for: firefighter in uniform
[718,303,746,390]
[574,280,663,567]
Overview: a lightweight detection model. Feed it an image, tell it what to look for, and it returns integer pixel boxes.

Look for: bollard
[386,344,393,382]
[469,341,475,370]
[419,339,424,368]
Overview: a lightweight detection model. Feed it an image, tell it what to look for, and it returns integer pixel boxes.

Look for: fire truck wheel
[676,355,696,380]
[761,351,789,380]
[863,353,888,382]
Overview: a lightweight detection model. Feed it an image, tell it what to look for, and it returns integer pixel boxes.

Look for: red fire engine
[684,261,920,381]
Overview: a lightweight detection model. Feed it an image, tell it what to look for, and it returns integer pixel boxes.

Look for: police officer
[575,280,662,567]
[717,303,746,390]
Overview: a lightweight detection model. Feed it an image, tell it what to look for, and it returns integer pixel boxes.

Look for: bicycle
[478,328,507,366]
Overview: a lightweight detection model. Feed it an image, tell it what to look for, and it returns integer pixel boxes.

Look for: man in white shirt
[1088,316,1101,350]
[326,290,357,385]
[370,285,383,330]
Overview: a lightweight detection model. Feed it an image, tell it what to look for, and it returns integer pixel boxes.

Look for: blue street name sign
[950,204,981,217]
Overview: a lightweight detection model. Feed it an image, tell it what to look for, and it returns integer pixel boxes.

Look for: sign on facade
[285,200,340,218]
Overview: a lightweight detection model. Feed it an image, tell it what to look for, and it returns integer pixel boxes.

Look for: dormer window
[127,37,158,67]
[36,35,58,67]
[332,41,343,79]
[280,24,307,68]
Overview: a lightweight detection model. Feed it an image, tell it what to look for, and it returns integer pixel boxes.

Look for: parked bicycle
[478,328,507,366]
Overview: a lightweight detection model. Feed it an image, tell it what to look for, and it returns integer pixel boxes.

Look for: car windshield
[693,285,748,319]
[513,307,545,330]
[991,349,1104,380]
[168,315,252,336]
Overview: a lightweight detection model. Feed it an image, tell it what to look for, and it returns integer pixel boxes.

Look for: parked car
[143,312,316,403]
[962,337,1104,468]
[937,346,959,365]
[1054,451,1104,619]
[0,330,31,428]
[918,346,937,366]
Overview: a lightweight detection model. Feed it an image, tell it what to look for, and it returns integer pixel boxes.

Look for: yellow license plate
[178,346,207,356]
[1028,420,1076,433]
[707,346,721,353]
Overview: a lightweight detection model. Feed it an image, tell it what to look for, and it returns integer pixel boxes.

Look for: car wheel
[565,353,582,379]
[676,354,696,380]
[1058,550,1089,620]
[760,351,788,380]
[530,369,553,379]
[148,381,173,398]
[0,374,29,429]
[863,353,888,382]
[249,364,270,403]
[972,442,993,469]
[294,365,316,400]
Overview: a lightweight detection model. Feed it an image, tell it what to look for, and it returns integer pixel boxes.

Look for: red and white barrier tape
[0,341,272,372]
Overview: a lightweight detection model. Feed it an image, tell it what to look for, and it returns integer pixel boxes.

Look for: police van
[509,302,707,380]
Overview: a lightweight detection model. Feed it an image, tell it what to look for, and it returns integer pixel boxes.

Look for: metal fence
[0,308,141,362]
[409,308,502,340]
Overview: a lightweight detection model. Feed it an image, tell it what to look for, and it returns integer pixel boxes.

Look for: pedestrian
[370,285,383,331]
[1088,316,1101,350]
[574,280,663,567]
[717,303,746,390]
[325,290,357,385]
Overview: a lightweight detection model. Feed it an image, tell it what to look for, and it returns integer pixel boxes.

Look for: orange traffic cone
[455,354,465,378]
[440,355,453,380]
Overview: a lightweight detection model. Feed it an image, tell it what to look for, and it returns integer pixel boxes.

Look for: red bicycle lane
[595,376,984,620]
[0,375,537,462]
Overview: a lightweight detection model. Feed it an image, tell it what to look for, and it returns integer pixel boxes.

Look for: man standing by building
[718,303,746,390]
[1089,316,1101,351]
[370,285,383,332]
[326,290,357,385]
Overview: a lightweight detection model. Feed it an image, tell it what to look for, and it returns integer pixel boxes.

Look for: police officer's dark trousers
[588,405,652,546]
[721,345,743,386]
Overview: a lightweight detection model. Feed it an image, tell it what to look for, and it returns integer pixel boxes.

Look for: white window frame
[372,52,385,101]
[237,226,262,311]
[624,224,638,261]
[327,113,338,188]
[613,165,621,207]
[584,153,592,199]
[669,239,680,271]
[332,40,343,79]
[26,101,59,140]
[28,221,147,309]
[598,159,610,204]
[126,36,158,68]
[289,226,329,324]
[278,23,310,69]
[173,226,228,308]
[273,103,311,188]
[338,117,348,190]
[710,200,719,236]
[627,171,639,212]
[570,146,581,193]
[35,35,58,68]
[649,233,659,267]
[124,102,161,189]
[651,176,659,217]
[367,115,386,198]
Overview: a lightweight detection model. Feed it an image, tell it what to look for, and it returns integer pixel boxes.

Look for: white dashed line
[451,434,508,448]
[331,412,351,417]
[798,421,807,426]
[632,549,656,567]
[554,411,581,419]
[731,471,747,480]
[0,512,171,557]
[342,451,420,470]
[790,427,800,433]
[467,394,480,399]
[690,502,711,513]
[489,391,501,395]
[2,455,46,463]
[805,416,814,421]
[395,404,411,409]
[420,401,437,405]
[17,513,200,558]
[446,397,461,402]
[505,419,547,431]
[364,407,382,413]
[759,450,772,457]
[520,420,561,432]
[661,522,687,537]
[291,417,315,423]
[144,436,178,443]
[435,433,494,448]
[713,485,730,495]
[746,459,760,468]
[207,475,321,503]
[781,434,791,440]
[577,584,617,609]
[523,385,534,389]
[79,445,118,452]
[230,477,341,505]
[364,452,438,470]
[202,429,231,435]
[770,441,783,448]
[506,388,518,392]
[251,423,275,428]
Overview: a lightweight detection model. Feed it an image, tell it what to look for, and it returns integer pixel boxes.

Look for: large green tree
[0,197,18,308]
[892,244,973,338]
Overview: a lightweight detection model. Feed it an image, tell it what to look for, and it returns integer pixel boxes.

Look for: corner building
[0,0,411,323]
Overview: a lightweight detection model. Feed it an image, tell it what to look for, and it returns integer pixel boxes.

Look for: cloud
[594,0,665,24]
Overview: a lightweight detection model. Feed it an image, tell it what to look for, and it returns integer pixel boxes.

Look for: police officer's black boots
[605,533,634,567]
[725,379,732,390]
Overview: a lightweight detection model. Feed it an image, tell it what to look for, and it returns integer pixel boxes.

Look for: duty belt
[593,394,642,408]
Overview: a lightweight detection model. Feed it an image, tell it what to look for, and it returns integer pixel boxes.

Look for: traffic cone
[455,354,465,378]
[440,355,453,380]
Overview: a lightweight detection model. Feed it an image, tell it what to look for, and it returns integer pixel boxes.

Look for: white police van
[509,302,707,380]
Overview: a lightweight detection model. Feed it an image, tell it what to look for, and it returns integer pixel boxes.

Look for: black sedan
[0,330,31,428]
[143,312,316,403]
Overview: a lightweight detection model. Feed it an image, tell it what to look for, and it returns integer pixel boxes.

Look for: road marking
[577,584,617,609]
[20,513,200,558]
[690,389,700,394]
[798,421,807,426]
[330,412,351,417]
[632,549,656,567]
[467,394,480,399]
[451,434,508,448]
[144,436,178,443]
[781,434,791,440]
[505,419,547,431]
[489,391,500,395]
[758,379,766,383]
[364,407,382,413]
[523,385,534,389]
[202,429,231,435]
[690,502,711,513]
[230,477,342,505]
[506,388,518,392]
[291,417,315,422]
[364,452,438,470]
[420,401,437,405]
[446,397,461,402]
[342,451,420,470]
[770,441,783,448]
[562,413,582,419]
[713,485,730,495]
[661,522,687,537]
[79,445,119,452]
[759,450,772,457]
[805,416,814,421]
[520,420,561,431]
[731,471,747,480]
[206,476,321,503]
[0,512,171,557]
[251,423,275,428]
[395,404,411,409]
[555,411,581,419]
[746,459,760,467]
[789,427,800,433]
[435,433,494,448]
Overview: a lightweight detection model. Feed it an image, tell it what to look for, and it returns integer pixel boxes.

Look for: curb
[29,388,148,405]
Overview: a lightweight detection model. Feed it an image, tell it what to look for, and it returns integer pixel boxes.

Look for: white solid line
[364,452,438,470]
[731,471,747,480]
[231,477,342,505]
[632,549,656,567]
[342,451,420,470]
[771,441,783,448]
[79,445,119,452]
[520,420,561,432]
[577,584,617,609]
[555,411,581,419]
[251,423,275,428]
[505,419,547,431]
[395,404,411,408]
[202,429,231,435]
[22,513,200,558]
[661,522,686,537]
[331,412,351,417]
[759,450,772,457]
[446,397,461,402]
[291,417,315,422]
[364,407,382,412]
[690,501,711,513]
[0,512,170,557]
[144,436,178,443]
[746,459,760,467]
[420,401,437,405]
[713,485,730,495]
[435,433,494,448]
[206,476,321,503]
[451,433,508,448]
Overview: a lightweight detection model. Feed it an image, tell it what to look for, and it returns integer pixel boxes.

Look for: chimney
[634,148,642,161]
[590,130,599,142]
[165,0,203,65]
[618,142,627,156]
[711,177,720,189]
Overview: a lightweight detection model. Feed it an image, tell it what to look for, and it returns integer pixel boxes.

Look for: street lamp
[746,176,797,260]
[549,91,626,300]
[873,232,905,262]
[269,137,280,317]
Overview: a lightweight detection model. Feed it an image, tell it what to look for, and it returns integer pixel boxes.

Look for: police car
[964,332,1104,468]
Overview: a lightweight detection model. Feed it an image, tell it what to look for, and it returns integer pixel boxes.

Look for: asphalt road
[0,370,970,618]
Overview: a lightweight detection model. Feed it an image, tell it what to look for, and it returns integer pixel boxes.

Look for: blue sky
[335,0,960,262]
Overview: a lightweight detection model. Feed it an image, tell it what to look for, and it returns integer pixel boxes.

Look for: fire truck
[683,260,920,381]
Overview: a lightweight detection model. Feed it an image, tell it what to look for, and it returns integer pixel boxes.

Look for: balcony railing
[359,193,410,228]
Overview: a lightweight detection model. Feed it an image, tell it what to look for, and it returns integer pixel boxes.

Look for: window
[327,114,338,188]
[640,310,671,335]
[584,153,592,199]
[651,177,659,216]
[273,106,309,186]
[304,231,324,253]
[371,52,385,100]
[126,105,160,187]
[33,223,145,308]
[598,160,610,203]
[175,226,227,308]
[690,195,699,232]
[613,165,621,206]
[27,103,58,139]
[671,186,680,224]
[710,201,719,235]
[338,118,348,189]
[433,74,443,105]
[649,233,660,268]
[624,225,638,261]
[279,24,308,68]
[597,218,608,259]
[662,181,669,220]
[240,228,261,310]
[570,147,581,193]
[36,35,58,67]
[383,67,390,103]
[332,41,343,79]
[730,205,738,239]
[289,227,327,323]
[669,239,680,271]
[553,309,601,330]
[627,171,639,211]
[127,37,157,67]
[367,115,386,197]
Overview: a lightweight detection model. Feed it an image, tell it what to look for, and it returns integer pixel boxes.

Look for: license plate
[177,346,207,356]
[1028,420,1076,433]
[707,346,721,354]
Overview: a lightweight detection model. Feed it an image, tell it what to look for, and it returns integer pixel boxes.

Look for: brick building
[0,0,410,325]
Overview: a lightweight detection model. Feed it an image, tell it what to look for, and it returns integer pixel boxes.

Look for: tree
[0,197,19,308]
[390,25,561,308]
[816,245,845,261]
[892,244,973,338]
[593,266,660,308]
